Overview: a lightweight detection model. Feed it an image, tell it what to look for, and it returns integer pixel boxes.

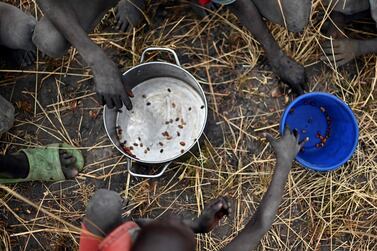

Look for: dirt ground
[0,0,376,250]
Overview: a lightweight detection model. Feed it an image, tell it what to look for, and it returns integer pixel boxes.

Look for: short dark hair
[132,220,195,251]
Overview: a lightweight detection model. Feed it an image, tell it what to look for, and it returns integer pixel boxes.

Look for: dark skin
[115,0,308,94]
[84,189,231,237]
[115,0,146,32]
[228,0,307,95]
[0,2,36,66]
[132,219,195,251]
[321,8,377,66]
[84,127,307,250]
[0,3,79,180]
[114,0,216,30]
[222,127,307,251]
[32,0,117,58]
[252,0,311,33]
[0,150,78,179]
[34,0,133,110]
[35,0,308,109]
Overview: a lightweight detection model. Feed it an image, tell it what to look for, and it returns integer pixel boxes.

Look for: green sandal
[0,143,84,184]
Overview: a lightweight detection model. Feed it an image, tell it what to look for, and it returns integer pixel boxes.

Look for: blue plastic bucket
[280,92,358,171]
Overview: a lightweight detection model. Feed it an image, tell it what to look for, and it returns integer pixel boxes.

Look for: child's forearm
[222,159,292,251]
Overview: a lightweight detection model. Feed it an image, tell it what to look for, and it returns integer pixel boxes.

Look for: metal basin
[104,48,208,178]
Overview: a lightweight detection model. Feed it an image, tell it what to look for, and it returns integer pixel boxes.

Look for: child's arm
[183,197,231,233]
[222,127,307,251]
[36,0,133,110]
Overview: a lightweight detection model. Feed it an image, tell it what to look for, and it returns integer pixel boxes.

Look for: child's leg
[0,95,26,179]
[228,0,307,94]
[0,2,36,66]
[0,153,29,179]
[0,3,36,51]
[34,0,133,110]
[0,148,81,181]
[32,0,120,58]
[252,0,311,33]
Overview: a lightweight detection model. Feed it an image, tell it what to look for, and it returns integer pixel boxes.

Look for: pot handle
[140,47,181,66]
[127,159,171,178]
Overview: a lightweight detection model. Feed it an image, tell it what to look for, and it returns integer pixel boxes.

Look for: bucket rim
[280,92,359,172]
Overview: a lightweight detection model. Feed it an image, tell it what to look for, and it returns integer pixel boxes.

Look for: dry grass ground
[0,0,376,250]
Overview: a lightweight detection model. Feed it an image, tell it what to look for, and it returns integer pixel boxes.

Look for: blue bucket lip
[280,92,359,172]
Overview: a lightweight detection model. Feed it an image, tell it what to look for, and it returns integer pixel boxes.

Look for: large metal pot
[104,48,208,178]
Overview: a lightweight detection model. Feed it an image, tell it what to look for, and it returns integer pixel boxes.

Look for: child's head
[132,218,195,251]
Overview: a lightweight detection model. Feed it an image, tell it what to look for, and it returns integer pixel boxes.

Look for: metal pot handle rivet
[127,158,171,178]
[140,47,181,66]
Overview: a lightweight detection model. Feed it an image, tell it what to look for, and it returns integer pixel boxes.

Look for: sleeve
[198,0,212,5]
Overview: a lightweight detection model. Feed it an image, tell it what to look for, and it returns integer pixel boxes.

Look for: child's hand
[191,197,231,233]
[115,0,145,32]
[265,126,308,164]
[93,57,133,110]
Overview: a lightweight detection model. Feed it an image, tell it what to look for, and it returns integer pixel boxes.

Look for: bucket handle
[127,159,171,178]
[140,47,181,66]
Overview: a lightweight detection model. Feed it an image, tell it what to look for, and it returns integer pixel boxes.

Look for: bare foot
[19,51,36,67]
[0,149,80,180]
[0,48,36,67]
[268,52,307,95]
[321,10,371,39]
[115,0,146,32]
[59,150,80,178]
[321,12,347,39]
[321,39,359,66]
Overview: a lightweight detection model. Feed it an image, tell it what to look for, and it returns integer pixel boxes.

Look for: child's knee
[32,17,70,58]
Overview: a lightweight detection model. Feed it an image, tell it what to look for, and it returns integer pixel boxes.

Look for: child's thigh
[252,0,311,33]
